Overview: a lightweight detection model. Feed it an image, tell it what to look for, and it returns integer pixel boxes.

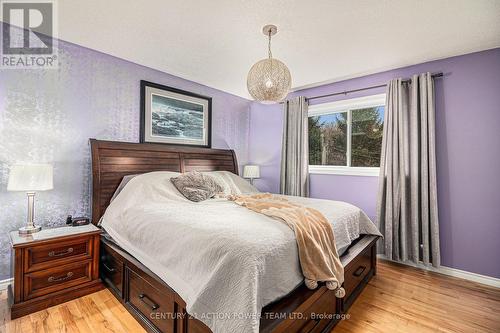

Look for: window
[308,94,385,176]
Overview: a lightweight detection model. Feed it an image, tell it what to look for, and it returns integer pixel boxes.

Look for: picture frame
[140,80,212,147]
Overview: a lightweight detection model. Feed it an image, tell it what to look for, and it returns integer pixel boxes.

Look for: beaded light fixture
[247,24,291,104]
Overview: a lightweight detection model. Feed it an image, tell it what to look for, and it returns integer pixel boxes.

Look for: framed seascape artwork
[140,80,212,147]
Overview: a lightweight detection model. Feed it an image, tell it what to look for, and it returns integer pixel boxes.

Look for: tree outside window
[309,100,384,169]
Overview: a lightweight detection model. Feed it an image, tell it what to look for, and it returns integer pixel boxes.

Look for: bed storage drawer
[343,246,373,301]
[282,289,338,333]
[100,242,124,297]
[126,266,175,333]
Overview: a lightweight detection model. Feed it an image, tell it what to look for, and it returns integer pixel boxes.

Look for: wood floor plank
[92,289,143,333]
[335,261,500,333]
[28,310,51,333]
[0,260,499,333]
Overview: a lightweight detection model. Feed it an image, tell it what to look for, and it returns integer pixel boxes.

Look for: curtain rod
[302,72,444,103]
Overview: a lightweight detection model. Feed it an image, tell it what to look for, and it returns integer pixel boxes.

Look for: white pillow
[110,174,138,202]
[204,171,259,195]
[110,171,185,202]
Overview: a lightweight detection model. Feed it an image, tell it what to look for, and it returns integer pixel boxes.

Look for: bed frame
[90,139,378,333]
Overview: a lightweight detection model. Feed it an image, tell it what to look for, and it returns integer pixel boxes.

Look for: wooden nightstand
[8,224,104,319]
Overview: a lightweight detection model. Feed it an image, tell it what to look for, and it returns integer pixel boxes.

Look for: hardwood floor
[1,260,499,333]
[0,287,145,333]
[335,261,500,333]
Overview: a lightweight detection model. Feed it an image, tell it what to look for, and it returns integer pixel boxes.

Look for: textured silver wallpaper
[0,36,251,279]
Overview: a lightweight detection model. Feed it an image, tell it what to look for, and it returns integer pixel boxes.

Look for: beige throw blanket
[230,193,345,295]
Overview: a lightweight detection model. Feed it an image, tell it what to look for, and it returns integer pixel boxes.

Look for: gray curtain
[280,96,309,197]
[376,73,440,267]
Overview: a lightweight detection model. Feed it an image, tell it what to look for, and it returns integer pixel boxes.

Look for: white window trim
[308,94,386,116]
[308,93,385,177]
[309,165,380,177]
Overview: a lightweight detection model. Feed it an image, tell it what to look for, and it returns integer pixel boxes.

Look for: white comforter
[101,171,380,333]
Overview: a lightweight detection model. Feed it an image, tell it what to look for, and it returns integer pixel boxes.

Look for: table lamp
[243,165,260,185]
[7,164,53,235]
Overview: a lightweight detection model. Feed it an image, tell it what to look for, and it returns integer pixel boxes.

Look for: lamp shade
[247,58,291,103]
[247,24,292,103]
[7,164,53,191]
[243,165,260,179]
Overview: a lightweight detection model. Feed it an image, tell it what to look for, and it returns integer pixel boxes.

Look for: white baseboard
[377,255,500,288]
[0,278,13,291]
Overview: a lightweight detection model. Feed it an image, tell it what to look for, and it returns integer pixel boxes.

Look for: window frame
[308,93,386,177]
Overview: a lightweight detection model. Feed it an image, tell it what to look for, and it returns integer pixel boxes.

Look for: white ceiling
[57,0,500,99]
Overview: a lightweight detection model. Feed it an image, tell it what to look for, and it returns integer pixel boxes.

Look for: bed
[90,139,380,333]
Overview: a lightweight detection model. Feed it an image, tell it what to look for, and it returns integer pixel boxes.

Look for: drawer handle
[48,271,74,283]
[103,263,116,274]
[353,266,366,277]
[48,247,74,257]
[139,293,159,310]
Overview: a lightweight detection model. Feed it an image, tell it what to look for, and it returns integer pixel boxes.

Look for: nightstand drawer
[25,237,92,272]
[24,261,92,300]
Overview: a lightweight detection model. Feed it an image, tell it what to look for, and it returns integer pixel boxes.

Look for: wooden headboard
[90,139,238,224]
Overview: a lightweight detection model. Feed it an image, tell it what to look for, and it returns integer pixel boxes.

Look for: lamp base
[19,224,42,235]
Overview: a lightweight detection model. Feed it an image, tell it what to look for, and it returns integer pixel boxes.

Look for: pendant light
[247,25,291,104]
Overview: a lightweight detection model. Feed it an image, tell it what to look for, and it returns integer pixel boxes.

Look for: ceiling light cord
[268,29,273,59]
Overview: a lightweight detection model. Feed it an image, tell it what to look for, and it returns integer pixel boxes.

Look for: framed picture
[140,80,212,147]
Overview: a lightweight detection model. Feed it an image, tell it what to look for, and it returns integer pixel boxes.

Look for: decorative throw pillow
[170,171,224,202]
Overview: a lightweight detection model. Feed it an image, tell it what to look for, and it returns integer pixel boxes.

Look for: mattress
[101,171,381,333]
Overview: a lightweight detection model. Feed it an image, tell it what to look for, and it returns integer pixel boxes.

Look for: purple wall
[248,48,500,278]
[248,102,283,193]
[0,25,251,280]
[309,176,380,221]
